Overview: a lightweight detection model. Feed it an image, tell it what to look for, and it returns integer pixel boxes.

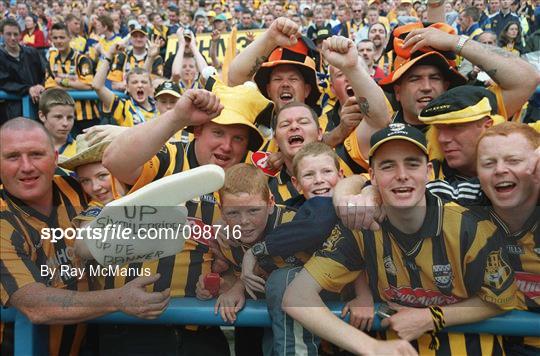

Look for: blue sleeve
[265,197,338,257]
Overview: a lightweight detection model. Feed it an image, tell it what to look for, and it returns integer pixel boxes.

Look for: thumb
[134,273,161,287]
[341,303,349,318]
[380,317,390,329]
[289,34,298,45]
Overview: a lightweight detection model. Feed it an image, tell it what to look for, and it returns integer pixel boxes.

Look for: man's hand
[240,249,266,299]
[117,274,170,319]
[339,96,364,132]
[341,297,374,331]
[83,124,130,145]
[174,89,223,127]
[196,274,215,300]
[266,151,285,173]
[321,36,359,71]
[176,27,186,47]
[28,84,45,104]
[266,17,300,48]
[214,284,246,323]
[371,339,418,356]
[246,31,256,44]
[211,29,221,42]
[381,304,434,341]
[147,37,161,59]
[106,43,124,59]
[334,185,385,231]
[402,26,459,54]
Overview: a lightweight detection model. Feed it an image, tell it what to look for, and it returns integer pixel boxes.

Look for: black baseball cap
[155,81,182,98]
[369,123,428,162]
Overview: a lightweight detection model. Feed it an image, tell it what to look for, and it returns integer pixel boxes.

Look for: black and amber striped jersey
[489,208,540,349]
[103,238,213,297]
[217,205,297,276]
[102,94,157,127]
[104,141,227,296]
[0,176,88,356]
[44,49,99,121]
[108,50,164,82]
[305,193,518,355]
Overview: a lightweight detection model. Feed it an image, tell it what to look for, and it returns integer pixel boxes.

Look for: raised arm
[209,30,222,69]
[321,36,391,154]
[227,17,301,86]
[92,44,120,110]
[171,28,187,83]
[403,27,540,117]
[102,89,223,185]
[189,35,208,73]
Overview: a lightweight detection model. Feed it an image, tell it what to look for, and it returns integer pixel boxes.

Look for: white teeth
[394,188,412,193]
[280,93,293,99]
[495,182,514,188]
[313,188,330,194]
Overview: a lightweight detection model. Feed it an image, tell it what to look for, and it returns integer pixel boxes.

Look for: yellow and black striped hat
[419,86,499,124]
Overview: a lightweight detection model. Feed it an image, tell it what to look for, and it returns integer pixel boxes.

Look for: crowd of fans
[0,0,539,356]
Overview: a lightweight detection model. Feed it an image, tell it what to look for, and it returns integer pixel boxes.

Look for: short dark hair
[272,102,320,131]
[51,22,69,33]
[1,18,20,33]
[461,6,480,22]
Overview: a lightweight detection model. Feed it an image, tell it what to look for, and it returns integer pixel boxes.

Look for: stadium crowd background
[1,0,539,355]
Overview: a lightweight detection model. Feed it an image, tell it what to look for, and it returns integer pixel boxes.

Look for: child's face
[220,192,275,245]
[40,105,75,143]
[292,154,343,200]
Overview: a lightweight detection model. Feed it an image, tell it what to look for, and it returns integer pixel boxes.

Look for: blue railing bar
[2,299,538,336]
[0,90,21,100]
[92,299,540,336]
[67,90,127,100]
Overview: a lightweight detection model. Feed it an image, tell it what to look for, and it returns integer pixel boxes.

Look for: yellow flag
[221,26,237,85]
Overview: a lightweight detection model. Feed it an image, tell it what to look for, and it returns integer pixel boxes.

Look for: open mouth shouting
[288,134,305,148]
[494,181,516,194]
[346,85,355,97]
[135,88,145,102]
[279,91,294,104]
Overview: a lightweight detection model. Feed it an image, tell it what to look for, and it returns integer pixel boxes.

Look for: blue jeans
[265,266,320,356]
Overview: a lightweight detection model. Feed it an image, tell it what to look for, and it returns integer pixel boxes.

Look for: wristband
[103,56,113,65]
[61,78,70,87]
[428,306,446,350]
[455,35,468,56]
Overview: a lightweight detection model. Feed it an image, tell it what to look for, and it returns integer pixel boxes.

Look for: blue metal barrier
[0,90,127,120]
[2,299,539,355]
[0,91,32,118]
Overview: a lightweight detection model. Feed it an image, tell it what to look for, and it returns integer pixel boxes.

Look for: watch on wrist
[251,242,268,259]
